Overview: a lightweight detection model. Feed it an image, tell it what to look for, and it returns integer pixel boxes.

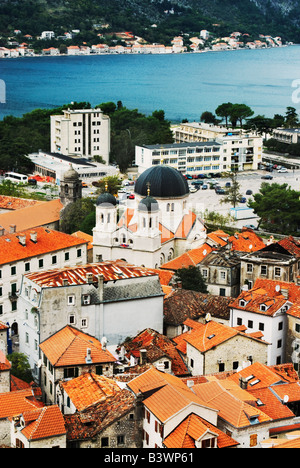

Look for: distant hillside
[0,0,299,44]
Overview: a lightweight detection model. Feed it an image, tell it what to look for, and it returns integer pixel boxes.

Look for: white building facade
[50,108,111,163]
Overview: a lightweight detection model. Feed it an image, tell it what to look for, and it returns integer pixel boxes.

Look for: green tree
[215,102,233,127]
[175,266,208,293]
[200,111,218,124]
[60,198,95,234]
[221,172,243,208]
[229,104,254,128]
[95,175,122,195]
[7,352,33,383]
[248,183,300,233]
[285,107,299,128]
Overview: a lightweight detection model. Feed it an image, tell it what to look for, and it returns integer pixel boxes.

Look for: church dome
[135,166,189,199]
[63,164,79,180]
[138,196,159,213]
[96,192,117,207]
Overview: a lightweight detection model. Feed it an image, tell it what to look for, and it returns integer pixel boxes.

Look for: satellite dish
[249,244,253,250]
[275,285,281,292]
[283,395,289,403]
[203,249,207,256]
[205,313,211,323]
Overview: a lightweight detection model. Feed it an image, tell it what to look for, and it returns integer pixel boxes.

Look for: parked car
[240,197,247,203]
[202,184,208,190]
[215,187,225,194]
[225,182,231,187]
[189,186,198,193]
[81,182,88,187]
[244,224,256,230]
[246,190,253,195]
[261,175,273,180]
[278,168,288,173]
[128,193,135,199]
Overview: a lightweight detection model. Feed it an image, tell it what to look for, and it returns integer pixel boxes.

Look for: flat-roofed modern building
[50,108,110,163]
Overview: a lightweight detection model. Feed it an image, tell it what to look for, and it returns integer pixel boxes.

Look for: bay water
[0,45,300,122]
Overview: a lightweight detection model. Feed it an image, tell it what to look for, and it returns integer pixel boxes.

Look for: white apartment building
[0,227,88,337]
[50,108,111,163]
[135,142,224,176]
[171,122,262,174]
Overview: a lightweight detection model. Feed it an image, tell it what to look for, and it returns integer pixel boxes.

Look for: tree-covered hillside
[0,0,300,46]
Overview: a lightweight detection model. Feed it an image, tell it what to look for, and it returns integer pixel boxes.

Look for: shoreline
[0,43,294,60]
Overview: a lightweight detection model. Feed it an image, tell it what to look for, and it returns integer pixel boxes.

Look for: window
[11,265,16,276]
[25,262,30,272]
[248,320,253,329]
[250,434,258,447]
[65,252,70,261]
[219,288,226,297]
[260,265,267,275]
[278,322,283,331]
[233,361,239,370]
[219,362,225,372]
[296,323,300,333]
[202,269,208,278]
[247,264,253,273]
[39,259,44,268]
[0,305,2,315]
[220,271,226,280]
[52,255,57,265]
[101,437,109,448]
[68,295,75,305]
[237,317,242,326]
[77,249,82,258]
[117,435,125,446]
[277,339,282,348]
[275,267,281,277]
[259,322,264,331]
[64,367,79,378]
[69,315,75,325]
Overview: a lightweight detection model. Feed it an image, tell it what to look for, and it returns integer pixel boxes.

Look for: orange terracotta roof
[193,380,271,428]
[0,226,88,265]
[228,229,265,252]
[207,230,229,247]
[123,328,189,376]
[249,387,295,420]
[39,326,116,367]
[229,287,289,317]
[174,211,197,238]
[25,260,158,288]
[159,223,174,244]
[0,351,11,372]
[0,388,44,419]
[60,373,121,412]
[20,405,66,440]
[0,196,42,211]
[254,278,300,304]
[278,236,300,258]
[182,320,240,353]
[161,243,213,270]
[10,375,31,392]
[164,413,238,449]
[146,268,175,286]
[0,198,63,233]
[71,231,93,250]
[228,362,293,390]
[0,321,8,330]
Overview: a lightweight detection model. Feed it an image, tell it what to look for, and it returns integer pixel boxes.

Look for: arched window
[167,203,170,212]
[171,203,175,212]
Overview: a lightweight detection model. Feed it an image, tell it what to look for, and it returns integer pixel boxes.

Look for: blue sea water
[0,45,300,122]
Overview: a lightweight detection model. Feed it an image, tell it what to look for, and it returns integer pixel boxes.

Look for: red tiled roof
[161,243,213,270]
[39,326,116,367]
[164,413,238,449]
[0,196,42,211]
[228,229,265,252]
[0,351,11,371]
[229,287,289,316]
[20,405,66,441]
[0,388,44,419]
[0,198,63,233]
[60,373,121,412]
[278,236,300,258]
[0,226,88,265]
[25,260,158,288]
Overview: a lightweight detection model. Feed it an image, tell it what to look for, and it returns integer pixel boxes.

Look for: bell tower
[60,165,82,206]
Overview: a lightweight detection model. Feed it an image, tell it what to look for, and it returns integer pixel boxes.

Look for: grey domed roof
[96,192,117,207]
[63,164,79,180]
[138,196,159,213]
[135,166,189,198]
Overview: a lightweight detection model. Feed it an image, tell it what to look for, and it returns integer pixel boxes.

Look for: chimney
[239,376,248,390]
[281,288,289,299]
[187,380,194,389]
[86,272,93,284]
[62,278,69,286]
[140,349,147,365]
[85,348,92,364]
[9,224,16,234]
[0,226,4,237]
[30,231,37,243]
[18,233,26,246]
[98,274,104,301]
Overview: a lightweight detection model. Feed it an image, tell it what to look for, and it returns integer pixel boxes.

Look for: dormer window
[260,304,267,312]
[239,299,246,307]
